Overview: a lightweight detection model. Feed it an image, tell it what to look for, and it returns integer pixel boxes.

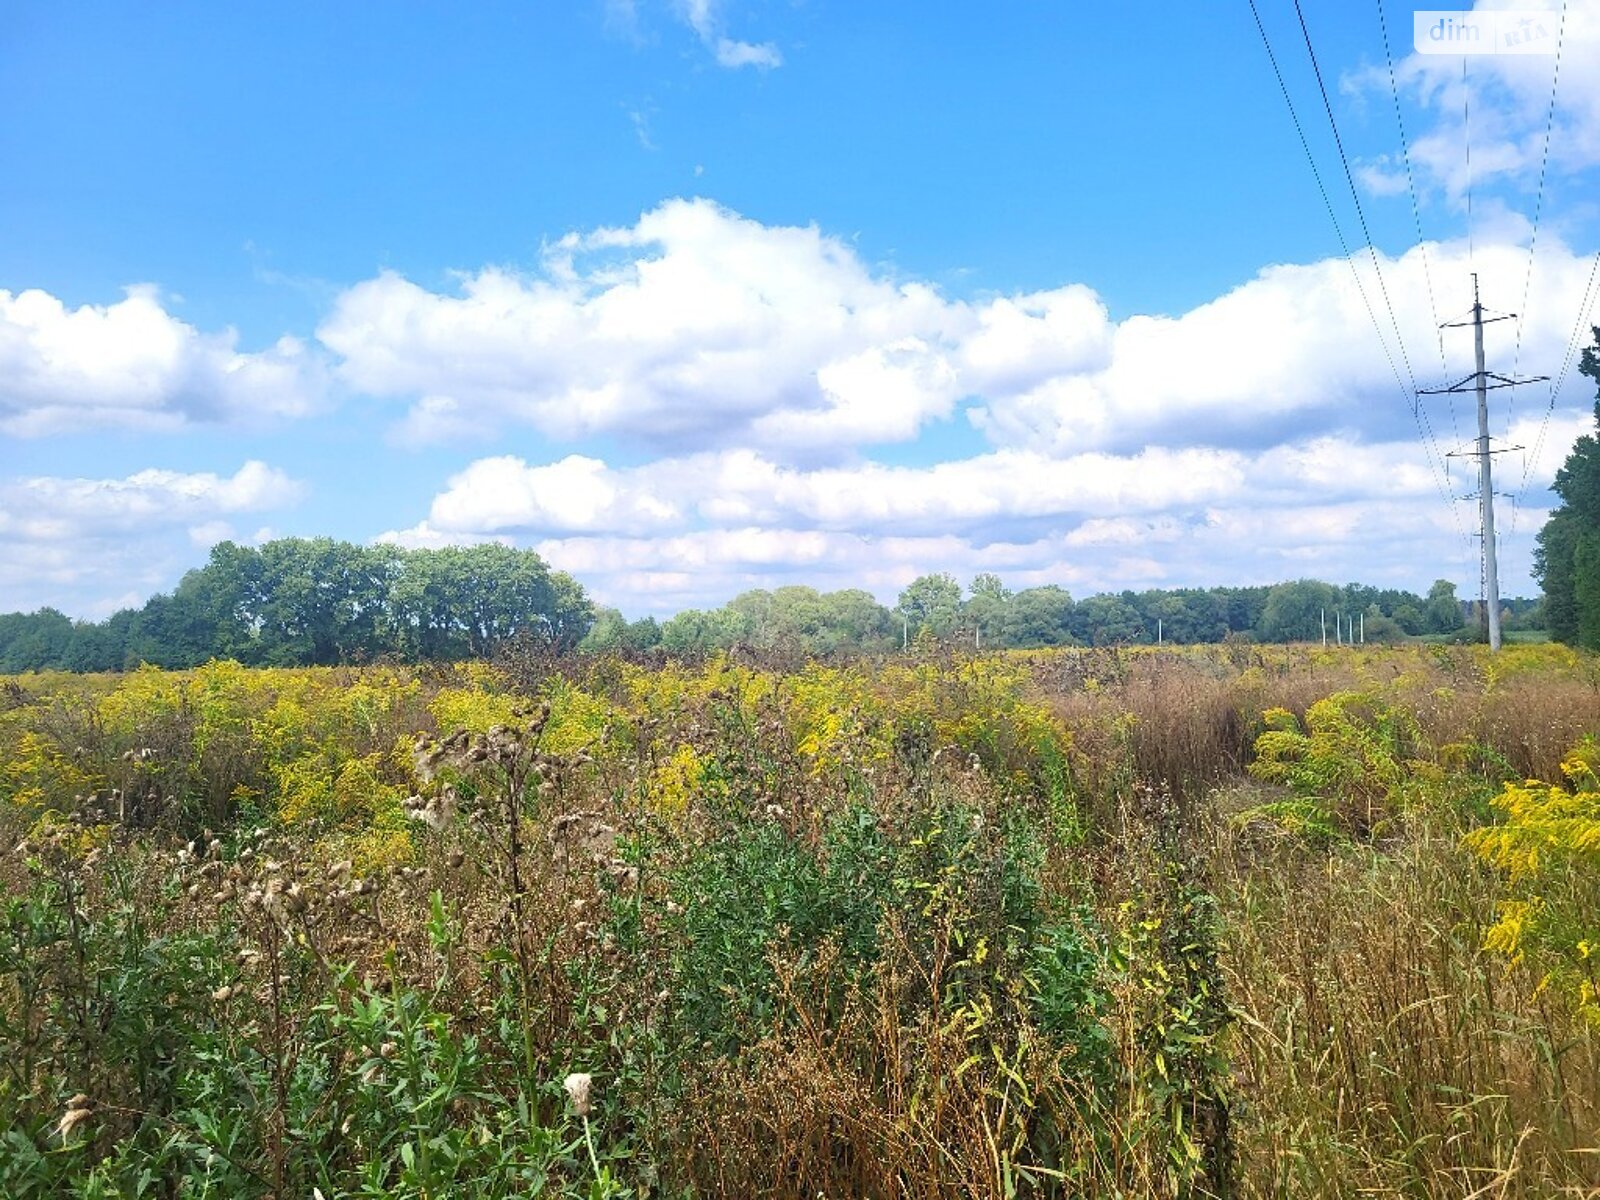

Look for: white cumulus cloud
[374,415,1582,615]
[0,286,326,436]
[0,461,305,616]
[320,199,961,453]
[318,200,1600,465]
[1350,1,1600,200]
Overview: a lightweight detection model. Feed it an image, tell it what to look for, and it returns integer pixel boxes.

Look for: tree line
[4,547,1531,673]
[2,544,1556,674]
[0,539,593,672]
[581,573,1537,658]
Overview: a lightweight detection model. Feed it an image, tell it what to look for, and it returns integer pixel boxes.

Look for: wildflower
[563,1072,593,1116]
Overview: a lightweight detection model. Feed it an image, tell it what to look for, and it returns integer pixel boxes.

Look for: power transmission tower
[1419,275,1546,651]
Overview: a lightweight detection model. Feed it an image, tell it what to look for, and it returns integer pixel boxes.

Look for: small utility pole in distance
[1321,608,1327,647]
[1419,275,1546,653]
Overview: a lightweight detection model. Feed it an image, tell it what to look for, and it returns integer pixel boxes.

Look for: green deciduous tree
[0,538,593,670]
[1071,594,1145,646]
[963,574,1013,646]
[1424,579,1466,635]
[1536,333,1600,648]
[1259,580,1341,643]
[1003,586,1076,647]
[898,573,963,639]
[814,589,894,653]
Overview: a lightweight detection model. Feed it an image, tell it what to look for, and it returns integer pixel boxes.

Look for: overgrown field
[1,644,1597,1197]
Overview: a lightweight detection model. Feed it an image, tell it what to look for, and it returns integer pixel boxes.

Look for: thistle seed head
[563,1072,593,1116]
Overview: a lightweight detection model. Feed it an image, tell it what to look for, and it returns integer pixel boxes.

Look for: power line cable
[1296,0,1470,541]
[1518,247,1600,499]
[1375,0,1475,571]
[1289,0,1469,555]
[1508,1,1569,447]
[1245,0,1469,557]
[1377,0,1459,450]
[1293,0,1421,396]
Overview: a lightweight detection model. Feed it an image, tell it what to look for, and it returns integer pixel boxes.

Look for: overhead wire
[1293,0,1421,396]
[1243,0,1403,393]
[1518,247,1600,500]
[1453,50,1493,593]
[1457,52,1491,608]
[1507,1,1569,449]
[1250,0,1468,555]
[1377,0,1459,450]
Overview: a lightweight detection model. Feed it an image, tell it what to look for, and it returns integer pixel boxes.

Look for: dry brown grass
[1212,803,1600,1197]
[1039,644,1600,793]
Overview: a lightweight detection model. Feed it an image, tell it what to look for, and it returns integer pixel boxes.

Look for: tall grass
[1217,807,1599,1194]
[0,644,1595,1196]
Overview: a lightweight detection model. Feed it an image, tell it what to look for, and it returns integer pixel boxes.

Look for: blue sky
[4,0,1600,618]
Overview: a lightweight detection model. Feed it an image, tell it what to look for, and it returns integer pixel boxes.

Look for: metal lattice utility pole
[1419,275,1546,652]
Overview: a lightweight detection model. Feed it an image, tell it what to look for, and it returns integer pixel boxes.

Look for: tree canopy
[0,539,593,672]
[568,574,1506,660]
[1535,328,1600,648]
[3,555,1528,673]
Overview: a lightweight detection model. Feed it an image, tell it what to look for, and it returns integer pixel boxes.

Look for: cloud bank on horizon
[2,0,1599,620]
